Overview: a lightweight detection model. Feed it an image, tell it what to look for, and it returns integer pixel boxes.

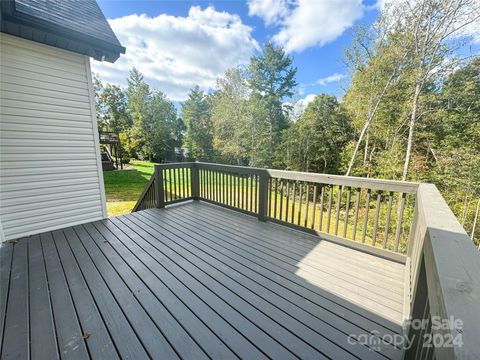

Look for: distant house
[0,0,125,241]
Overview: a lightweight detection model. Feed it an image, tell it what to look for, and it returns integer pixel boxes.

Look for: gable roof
[0,0,125,62]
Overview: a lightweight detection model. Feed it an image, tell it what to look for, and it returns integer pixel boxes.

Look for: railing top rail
[412,184,480,359]
[191,162,419,193]
[266,169,419,194]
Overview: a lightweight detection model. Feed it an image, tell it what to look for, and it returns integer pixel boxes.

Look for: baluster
[206,170,210,200]
[394,193,406,252]
[163,169,168,203]
[335,186,343,235]
[251,174,255,213]
[362,189,371,243]
[236,174,240,208]
[352,188,361,241]
[304,184,310,228]
[319,185,325,231]
[167,168,172,201]
[243,175,247,210]
[224,172,227,205]
[174,168,178,200]
[372,192,382,246]
[181,167,185,199]
[255,175,259,213]
[297,183,303,225]
[279,180,284,220]
[273,178,278,219]
[326,185,333,233]
[311,185,317,229]
[285,181,290,222]
[291,181,296,223]
[343,188,351,238]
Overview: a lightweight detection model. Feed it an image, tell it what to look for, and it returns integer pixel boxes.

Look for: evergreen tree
[182,86,213,161]
[249,43,297,164]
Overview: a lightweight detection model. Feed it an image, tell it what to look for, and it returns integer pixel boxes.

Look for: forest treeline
[95,0,480,244]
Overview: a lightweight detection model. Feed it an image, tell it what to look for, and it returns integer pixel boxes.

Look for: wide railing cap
[158,162,419,194]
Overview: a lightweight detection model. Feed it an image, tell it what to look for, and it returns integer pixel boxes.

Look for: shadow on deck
[0,201,406,360]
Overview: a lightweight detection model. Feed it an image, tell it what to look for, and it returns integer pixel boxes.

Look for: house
[0,0,125,241]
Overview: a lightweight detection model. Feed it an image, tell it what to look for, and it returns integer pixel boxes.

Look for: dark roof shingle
[1,0,125,62]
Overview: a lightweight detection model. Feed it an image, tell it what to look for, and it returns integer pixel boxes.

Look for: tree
[100,84,131,132]
[182,86,213,161]
[343,20,410,176]
[388,0,480,180]
[143,91,178,161]
[211,68,251,165]
[92,74,106,131]
[282,94,351,174]
[127,67,151,159]
[249,42,297,164]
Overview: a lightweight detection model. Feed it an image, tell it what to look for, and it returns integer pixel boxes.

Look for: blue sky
[93,0,381,103]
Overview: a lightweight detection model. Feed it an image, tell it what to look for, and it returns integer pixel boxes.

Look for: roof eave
[1,4,125,63]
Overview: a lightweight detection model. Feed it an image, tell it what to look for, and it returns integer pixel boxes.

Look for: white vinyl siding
[0,33,107,241]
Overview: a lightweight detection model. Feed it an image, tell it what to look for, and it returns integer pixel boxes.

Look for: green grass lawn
[103,160,154,216]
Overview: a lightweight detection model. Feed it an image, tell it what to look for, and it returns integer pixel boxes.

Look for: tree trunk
[471,198,479,242]
[402,81,422,180]
[346,121,370,176]
[363,133,369,165]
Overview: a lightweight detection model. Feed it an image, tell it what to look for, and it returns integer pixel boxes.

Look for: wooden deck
[0,201,406,360]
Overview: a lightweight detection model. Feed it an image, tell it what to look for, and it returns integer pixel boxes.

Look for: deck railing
[134,162,417,256]
[404,184,480,359]
[133,162,480,358]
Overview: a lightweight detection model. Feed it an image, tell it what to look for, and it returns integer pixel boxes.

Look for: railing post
[154,164,165,208]
[191,162,200,200]
[258,170,269,221]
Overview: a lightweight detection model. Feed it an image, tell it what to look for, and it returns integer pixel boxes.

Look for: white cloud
[247,0,289,26]
[315,73,346,86]
[92,6,259,101]
[285,93,316,121]
[248,0,364,52]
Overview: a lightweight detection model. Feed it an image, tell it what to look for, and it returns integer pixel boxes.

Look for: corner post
[191,162,200,200]
[154,164,165,208]
[257,170,269,221]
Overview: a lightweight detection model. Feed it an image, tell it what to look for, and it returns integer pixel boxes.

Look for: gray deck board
[28,235,58,359]
[63,227,150,359]
[173,205,404,306]
[2,239,29,359]
[0,242,13,356]
[41,232,90,360]
[0,201,406,360]
[51,230,119,359]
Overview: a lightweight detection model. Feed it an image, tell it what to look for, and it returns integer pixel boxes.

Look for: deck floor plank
[0,241,13,356]
[51,229,119,359]
[142,206,404,327]
[82,221,246,360]
[1,239,29,359]
[180,202,406,282]
[0,201,407,360]
[28,235,59,360]
[124,213,391,360]
[72,224,181,360]
[97,219,289,360]
[192,201,405,276]
[133,209,401,360]
[173,205,405,301]
[63,227,151,359]
[111,216,327,360]
[40,232,90,360]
